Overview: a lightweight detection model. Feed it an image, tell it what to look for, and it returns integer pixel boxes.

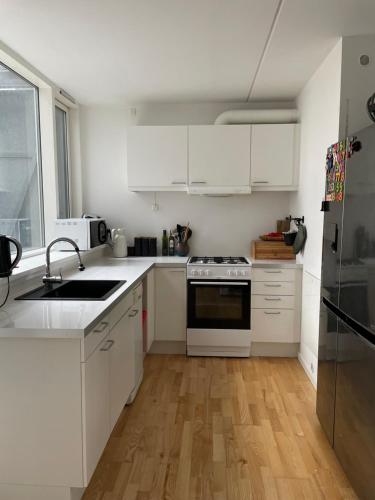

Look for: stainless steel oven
[186,256,252,357]
[187,280,251,330]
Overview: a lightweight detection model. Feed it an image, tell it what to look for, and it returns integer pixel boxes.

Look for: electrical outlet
[310,362,314,373]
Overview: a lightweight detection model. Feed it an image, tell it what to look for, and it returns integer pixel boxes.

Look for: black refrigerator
[317,125,375,500]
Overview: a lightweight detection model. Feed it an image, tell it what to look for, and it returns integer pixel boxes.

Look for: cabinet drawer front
[252,268,295,282]
[252,295,295,309]
[83,319,110,361]
[133,283,143,303]
[251,309,295,343]
[109,291,134,330]
[252,281,295,295]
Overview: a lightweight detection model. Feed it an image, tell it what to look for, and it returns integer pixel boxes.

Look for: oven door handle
[189,281,249,286]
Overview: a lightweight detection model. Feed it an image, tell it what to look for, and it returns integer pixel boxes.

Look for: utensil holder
[175,242,189,257]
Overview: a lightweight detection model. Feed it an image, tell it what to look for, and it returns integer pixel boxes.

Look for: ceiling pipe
[214,108,298,125]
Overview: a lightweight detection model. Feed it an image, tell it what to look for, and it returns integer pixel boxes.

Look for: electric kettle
[111,228,127,258]
[0,235,22,277]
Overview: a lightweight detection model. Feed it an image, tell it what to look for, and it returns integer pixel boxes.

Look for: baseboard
[0,484,84,500]
[251,342,299,357]
[148,341,186,355]
[298,351,317,389]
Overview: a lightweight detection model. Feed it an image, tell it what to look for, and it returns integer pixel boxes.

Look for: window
[55,104,70,219]
[0,61,44,251]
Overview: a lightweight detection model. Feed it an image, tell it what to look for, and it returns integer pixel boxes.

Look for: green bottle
[162,229,168,256]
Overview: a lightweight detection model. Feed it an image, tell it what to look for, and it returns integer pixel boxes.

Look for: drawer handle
[100,339,115,351]
[190,181,207,184]
[253,181,269,184]
[264,270,282,274]
[264,311,281,315]
[264,284,281,287]
[264,297,281,301]
[93,321,109,333]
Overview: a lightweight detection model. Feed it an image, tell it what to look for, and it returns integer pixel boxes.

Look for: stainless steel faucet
[43,237,85,284]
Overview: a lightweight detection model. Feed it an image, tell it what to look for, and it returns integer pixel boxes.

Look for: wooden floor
[83,355,357,500]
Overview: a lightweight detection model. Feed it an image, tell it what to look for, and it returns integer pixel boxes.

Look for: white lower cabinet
[108,310,135,430]
[155,268,186,341]
[251,266,301,348]
[251,309,295,342]
[82,334,111,484]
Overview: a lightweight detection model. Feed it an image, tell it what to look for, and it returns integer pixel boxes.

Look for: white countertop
[0,256,188,339]
[0,253,301,340]
[248,257,302,269]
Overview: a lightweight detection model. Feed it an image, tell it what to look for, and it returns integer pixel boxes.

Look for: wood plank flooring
[83,355,357,500]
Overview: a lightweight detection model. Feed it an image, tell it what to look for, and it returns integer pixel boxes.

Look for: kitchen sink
[15,280,126,301]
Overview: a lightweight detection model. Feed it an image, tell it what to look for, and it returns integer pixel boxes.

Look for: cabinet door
[127,126,188,190]
[188,125,251,187]
[251,309,295,342]
[155,268,187,341]
[131,297,144,389]
[82,336,111,485]
[251,124,297,189]
[108,312,135,430]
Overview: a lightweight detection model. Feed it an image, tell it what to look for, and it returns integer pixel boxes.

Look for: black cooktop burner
[189,256,248,265]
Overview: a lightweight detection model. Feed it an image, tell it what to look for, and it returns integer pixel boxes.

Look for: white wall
[289,41,342,386]
[80,102,294,256]
[340,35,375,137]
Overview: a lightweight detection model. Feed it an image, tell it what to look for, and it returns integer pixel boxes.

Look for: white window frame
[0,41,82,258]
[55,100,71,219]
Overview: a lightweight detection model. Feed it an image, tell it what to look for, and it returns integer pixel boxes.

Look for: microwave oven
[53,218,108,250]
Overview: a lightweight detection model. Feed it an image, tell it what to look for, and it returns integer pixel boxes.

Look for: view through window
[0,61,44,251]
[55,105,70,219]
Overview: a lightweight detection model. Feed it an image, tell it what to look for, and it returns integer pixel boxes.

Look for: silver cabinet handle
[169,269,185,273]
[100,339,115,351]
[253,181,269,184]
[264,284,281,287]
[264,270,282,273]
[94,321,109,333]
[264,297,281,301]
[129,309,139,317]
[264,311,281,315]
[190,181,207,184]
[171,181,186,185]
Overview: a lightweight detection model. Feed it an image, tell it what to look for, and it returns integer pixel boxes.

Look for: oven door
[188,279,251,330]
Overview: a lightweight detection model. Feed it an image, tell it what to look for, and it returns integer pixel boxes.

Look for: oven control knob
[205,270,211,276]
[198,269,204,276]
[241,270,247,277]
[191,270,197,277]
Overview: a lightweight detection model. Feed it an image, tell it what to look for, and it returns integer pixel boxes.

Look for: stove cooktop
[189,256,249,265]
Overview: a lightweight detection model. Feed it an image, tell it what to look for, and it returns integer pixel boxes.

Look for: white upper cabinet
[251,124,299,190]
[127,126,188,190]
[188,125,251,194]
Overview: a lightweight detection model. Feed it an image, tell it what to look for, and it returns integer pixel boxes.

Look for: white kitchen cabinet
[188,125,251,193]
[251,124,298,190]
[128,285,144,402]
[127,126,188,190]
[82,334,111,484]
[155,267,186,341]
[251,266,301,350]
[251,309,295,342]
[145,268,155,351]
[108,310,135,430]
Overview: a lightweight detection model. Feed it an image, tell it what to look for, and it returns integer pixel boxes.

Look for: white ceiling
[0,0,375,105]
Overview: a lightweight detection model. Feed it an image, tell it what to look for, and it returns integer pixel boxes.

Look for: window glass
[55,105,70,218]
[0,61,44,251]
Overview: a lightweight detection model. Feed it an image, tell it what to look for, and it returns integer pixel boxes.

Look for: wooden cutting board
[251,240,295,260]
